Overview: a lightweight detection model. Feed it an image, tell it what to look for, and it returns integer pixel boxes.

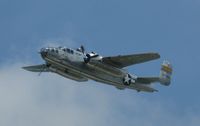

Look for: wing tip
[22,66,27,70]
[22,66,32,71]
[152,52,160,59]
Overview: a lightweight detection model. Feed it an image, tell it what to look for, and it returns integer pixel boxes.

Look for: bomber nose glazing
[40,48,48,58]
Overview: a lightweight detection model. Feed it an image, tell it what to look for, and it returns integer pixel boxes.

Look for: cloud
[0,63,199,126]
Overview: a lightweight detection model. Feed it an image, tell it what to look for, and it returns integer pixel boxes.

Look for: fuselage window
[71,50,74,54]
[67,48,70,53]
[76,52,81,56]
[76,48,81,52]
[63,48,66,52]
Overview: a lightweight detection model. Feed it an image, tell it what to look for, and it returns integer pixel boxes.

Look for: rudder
[160,60,173,86]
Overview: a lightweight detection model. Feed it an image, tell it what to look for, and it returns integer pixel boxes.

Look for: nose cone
[40,48,48,58]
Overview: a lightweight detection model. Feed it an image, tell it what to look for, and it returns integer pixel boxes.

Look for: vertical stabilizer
[160,60,172,86]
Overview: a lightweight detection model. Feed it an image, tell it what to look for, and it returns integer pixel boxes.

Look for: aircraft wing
[102,53,160,68]
[22,64,49,72]
[22,64,88,82]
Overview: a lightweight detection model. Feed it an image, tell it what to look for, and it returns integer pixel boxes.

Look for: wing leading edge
[102,52,160,68]
[22,64,88,82]
[22,64,49,72]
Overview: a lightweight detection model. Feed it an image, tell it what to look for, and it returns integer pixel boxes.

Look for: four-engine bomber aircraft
[23,46,172,92]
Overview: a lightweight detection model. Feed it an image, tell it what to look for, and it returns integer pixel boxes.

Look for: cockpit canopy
[61,47,74,54]
[41,47,74,54]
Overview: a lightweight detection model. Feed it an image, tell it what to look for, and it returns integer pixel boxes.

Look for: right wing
[22,64,88,82]
[22,64,49,72]
[102,53,160,68]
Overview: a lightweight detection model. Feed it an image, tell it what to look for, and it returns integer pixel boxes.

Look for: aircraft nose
[40,48,48,58]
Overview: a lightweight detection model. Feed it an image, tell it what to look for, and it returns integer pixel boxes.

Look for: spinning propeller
[78,45,102,63]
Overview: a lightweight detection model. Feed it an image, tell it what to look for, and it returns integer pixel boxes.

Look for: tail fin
[159,60,172,86]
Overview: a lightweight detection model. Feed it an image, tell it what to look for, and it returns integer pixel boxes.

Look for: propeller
[78,45,102,63]
[80,45,85,54]
[38,64,51,76]
[84,54,91,63]
[38,70,43,76]
[78,45,90,63]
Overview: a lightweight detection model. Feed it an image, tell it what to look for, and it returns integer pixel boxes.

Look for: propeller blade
[80,45,85,53]
[38,64,51,76]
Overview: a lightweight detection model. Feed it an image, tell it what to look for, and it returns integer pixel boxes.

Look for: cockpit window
[62,48,66,52]
[67,48,70,53]
[76,48,81,52]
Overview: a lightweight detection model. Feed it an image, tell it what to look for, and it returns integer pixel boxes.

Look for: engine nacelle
[84,52,103,63]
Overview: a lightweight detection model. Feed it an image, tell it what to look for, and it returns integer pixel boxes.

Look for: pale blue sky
[0,0,200,125]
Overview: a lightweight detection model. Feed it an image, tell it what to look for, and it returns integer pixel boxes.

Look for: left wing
[22,64,49,72]
[22,64,88,82]
[102,53,160,68]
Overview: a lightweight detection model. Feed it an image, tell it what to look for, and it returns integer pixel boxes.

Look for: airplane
[22,45,172,92]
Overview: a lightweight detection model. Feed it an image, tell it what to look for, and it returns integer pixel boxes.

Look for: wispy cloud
[0,63,199,126]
